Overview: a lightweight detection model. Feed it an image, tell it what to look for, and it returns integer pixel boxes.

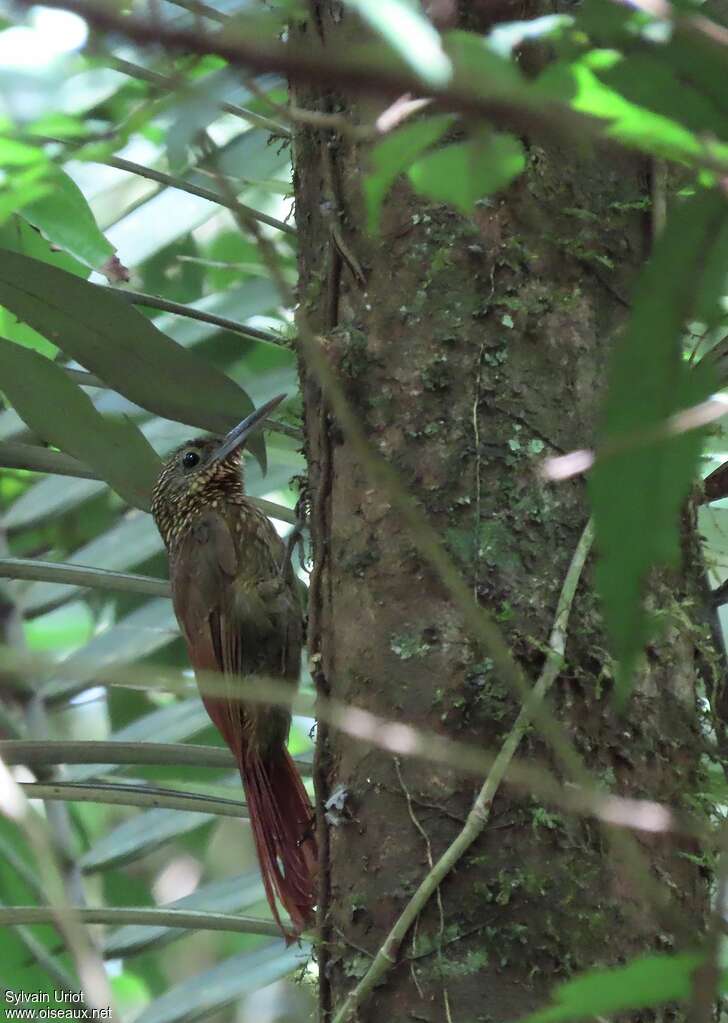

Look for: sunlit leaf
[0,137,47,167]
[534,56,728,165]
[21,167,121,277]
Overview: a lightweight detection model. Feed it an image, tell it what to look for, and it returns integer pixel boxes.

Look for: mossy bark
[291,7,713,1021]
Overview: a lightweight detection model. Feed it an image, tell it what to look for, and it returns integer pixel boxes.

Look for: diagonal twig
[330,519,594,1023]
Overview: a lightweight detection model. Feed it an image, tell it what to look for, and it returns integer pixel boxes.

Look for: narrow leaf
[518,953,704,1023]
[133,942,310,1023]
[21,167,122,278]
[42,599,178,703]
[590,189,726,698]
[80,806,214,872]
[0,250,266,470]
[0,338,160,509]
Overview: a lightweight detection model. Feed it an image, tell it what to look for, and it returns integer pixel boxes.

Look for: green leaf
[21,167,122,278]
[0,338,161,511]
[133,942,310,1023]
[0,137,47,167]
[597,54,728,139]
[589,189,726,700]
[518,953,704,1023]
[344,0,451,87]
[0,250,267,471]
[364,114,454,233]
[408,131,525,215]
[0,215,88,357]
[534,56,728,165]
[0,166,52,224]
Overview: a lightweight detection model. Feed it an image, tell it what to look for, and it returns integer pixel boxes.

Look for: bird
[151,394,317,938]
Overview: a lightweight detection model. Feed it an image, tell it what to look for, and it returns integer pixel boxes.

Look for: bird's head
[151,394,285,549]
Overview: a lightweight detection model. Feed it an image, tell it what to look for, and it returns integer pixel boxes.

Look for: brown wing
[169,508,302,754]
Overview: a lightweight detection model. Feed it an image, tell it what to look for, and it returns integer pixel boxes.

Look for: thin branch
[330,519,595,1023]
[100,282,289,344]
[543,396,728,482]
[21,780,248,818]
[0,905,282,937]
[108,56,290,137]
[101,154,296,237]
[0,558,171,598]
[0,740,232,770]
[163,0,228,25]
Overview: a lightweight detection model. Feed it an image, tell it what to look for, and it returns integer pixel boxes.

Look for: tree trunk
[291,7,713,1021]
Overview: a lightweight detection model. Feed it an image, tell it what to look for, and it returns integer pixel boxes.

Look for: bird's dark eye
[182,450,200,469]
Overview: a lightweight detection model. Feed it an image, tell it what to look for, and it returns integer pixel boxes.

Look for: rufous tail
[239,748,317,939]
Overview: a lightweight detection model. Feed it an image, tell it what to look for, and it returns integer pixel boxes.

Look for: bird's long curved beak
[210,393,286,464]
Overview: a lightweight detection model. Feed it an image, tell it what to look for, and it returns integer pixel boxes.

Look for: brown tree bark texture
[292,6,712,1021]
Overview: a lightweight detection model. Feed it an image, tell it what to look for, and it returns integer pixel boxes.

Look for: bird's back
[169,495,302,756]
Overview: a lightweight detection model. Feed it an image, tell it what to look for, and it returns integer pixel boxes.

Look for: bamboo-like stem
[0,739,233,769]
[0,905,282,937]
[0,739,313,776]
[21,780,248,818]
[331,520,595,1023]
[0,558,171,597]
[0,674,705,841]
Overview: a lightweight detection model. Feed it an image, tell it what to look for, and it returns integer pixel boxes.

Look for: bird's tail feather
[240,748,317,939]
